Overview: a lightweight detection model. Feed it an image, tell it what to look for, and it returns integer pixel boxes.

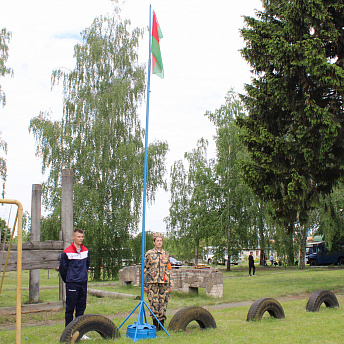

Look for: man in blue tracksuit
[59,228,90,327]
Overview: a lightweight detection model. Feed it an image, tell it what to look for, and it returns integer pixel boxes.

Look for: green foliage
[166,138,215,262]
[21,211,31,242]
[2,211,31,244]
[0,134,6,199]
[0,216,10,243]
[238,1,344,228]
[29,7,168,279]
[0,28,12,198]
[166,91,280,265]
[312,182,344,251]
[40,182,61,241]
[40,212,61,241]
[163,234,189,262]
[205,91,261,266]
[2,268,344,343]
[0,27,12,107]
[130,231,154,264]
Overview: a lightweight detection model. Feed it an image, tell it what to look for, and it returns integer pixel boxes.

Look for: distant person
[270,253,274,266]
[249,251,255,276]
[144,232,173,331]
[59,228,90,328]
[262,251,267,266]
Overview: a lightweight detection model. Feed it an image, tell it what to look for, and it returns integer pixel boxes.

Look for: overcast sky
[0,0,262,232]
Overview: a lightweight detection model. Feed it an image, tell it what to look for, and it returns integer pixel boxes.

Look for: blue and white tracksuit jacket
[59,242,90,326]
[59,242,90,283]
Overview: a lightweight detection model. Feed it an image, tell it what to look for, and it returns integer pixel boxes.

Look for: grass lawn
[0,265,343,343]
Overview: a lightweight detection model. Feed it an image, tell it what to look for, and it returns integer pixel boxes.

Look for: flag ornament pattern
[151,10,164,78]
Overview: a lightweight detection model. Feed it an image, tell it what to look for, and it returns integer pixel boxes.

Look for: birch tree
[29,9,168,279]
[166,139,215,263]
[0,28,12,197]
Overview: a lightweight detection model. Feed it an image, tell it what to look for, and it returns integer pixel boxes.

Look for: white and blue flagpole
[118,5,169,340]
[140,3,153,306]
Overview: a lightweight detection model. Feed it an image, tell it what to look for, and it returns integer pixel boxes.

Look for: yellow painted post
[16,201,23,344]
[0,199,23,344]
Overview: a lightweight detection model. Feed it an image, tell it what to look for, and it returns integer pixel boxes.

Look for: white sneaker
[81,334,91,340]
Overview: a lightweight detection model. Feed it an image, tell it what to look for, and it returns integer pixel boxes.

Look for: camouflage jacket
[144,248,173,288]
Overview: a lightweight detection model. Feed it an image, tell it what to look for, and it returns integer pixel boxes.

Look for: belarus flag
[151,10,164,79]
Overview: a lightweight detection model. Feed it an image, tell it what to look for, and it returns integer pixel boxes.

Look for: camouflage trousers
[146,283,170,321]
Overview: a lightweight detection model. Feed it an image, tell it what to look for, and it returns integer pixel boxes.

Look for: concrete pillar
[61,168,74,249]
[59,168,74,303]
[29,184,41,303]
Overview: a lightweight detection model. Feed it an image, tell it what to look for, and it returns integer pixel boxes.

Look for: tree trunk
[226,253,231,271]
[299,224,307,270]
[226,227,231,271]
[195,245,198,266]
[286,224,295,266]
[94,255,102,280]
[258,204,266,266]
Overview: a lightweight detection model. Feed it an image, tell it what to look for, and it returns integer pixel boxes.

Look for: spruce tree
[237,0,344,231]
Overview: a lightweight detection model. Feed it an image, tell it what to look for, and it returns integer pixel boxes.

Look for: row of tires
[60,289,339,343]
[247,289,339,321]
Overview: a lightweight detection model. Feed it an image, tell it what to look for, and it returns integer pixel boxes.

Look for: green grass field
[0,265,343,343]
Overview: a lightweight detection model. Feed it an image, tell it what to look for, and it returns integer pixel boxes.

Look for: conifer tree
[238,0,344,243]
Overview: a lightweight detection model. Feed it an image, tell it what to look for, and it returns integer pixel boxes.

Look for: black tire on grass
[168,306,216,331]
[60,314,120,343]
[306,290,339,312]
[246,297,285,321]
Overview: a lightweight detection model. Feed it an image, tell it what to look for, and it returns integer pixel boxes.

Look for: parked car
[203,246,243,265]
[170,256,182,268]
[306,241,344,266]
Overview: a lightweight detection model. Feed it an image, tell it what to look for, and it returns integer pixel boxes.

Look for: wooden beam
[0,301,63,315]
[4,240,63,251]
[88,288,140,300]
[0,250,61,272]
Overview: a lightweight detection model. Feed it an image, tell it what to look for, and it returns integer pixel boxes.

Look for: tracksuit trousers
[65,282,88,327]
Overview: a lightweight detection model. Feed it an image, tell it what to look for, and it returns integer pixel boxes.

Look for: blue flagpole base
[126,321,157,341]
[119,299,170,342]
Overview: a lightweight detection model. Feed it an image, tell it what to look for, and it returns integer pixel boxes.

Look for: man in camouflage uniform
[144,232,173,330]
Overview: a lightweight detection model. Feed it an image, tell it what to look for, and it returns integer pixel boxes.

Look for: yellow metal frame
[0,199,23,344]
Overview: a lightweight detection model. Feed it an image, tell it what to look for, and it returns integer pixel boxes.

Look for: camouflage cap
[153,232,163,241]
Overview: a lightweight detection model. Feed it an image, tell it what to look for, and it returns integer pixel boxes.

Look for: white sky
[0,0,262,232]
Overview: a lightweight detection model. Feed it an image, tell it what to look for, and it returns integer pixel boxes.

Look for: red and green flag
[151,10,164,78]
